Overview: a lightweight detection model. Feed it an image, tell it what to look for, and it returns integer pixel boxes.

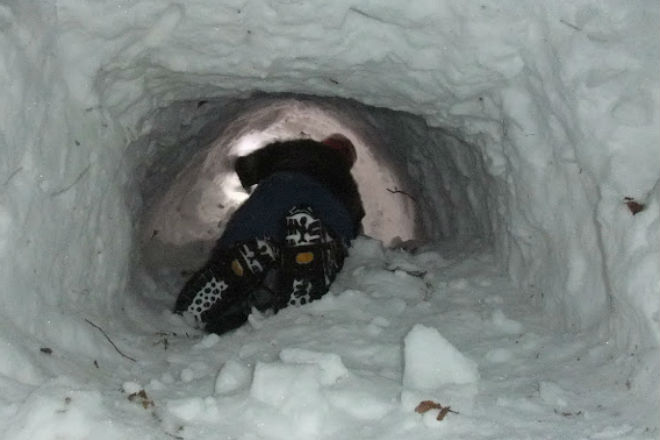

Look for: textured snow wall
[0,0,658,376]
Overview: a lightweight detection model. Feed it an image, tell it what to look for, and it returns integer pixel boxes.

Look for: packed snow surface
[0,0,658,439]
[2,238,656,439]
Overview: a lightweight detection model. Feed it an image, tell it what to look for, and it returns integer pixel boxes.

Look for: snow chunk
[279,348,348,385]
[366,316,391,336]
[403,324,479,389]
[386,253,427,278]
[121,381,142,395]
[215,359,252,394]
[352,235,386,259]
[343,236,386,274]
[193,333,221,349]
[250,362,319,407]
[250,362,328,437]
[491,309,524,334]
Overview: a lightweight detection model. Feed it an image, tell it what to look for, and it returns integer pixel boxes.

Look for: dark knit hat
[321,134,357,167]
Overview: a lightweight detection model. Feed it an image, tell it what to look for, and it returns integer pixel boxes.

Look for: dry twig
[85,318,136,362]
[386,187,417,203]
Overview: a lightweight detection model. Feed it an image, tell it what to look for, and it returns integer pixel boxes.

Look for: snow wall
[0,0,658,375]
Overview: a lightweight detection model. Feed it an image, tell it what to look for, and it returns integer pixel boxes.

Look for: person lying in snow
[174,134,365,334]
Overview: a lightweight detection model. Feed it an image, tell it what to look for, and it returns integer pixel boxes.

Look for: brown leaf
[624,198,645,215]
[415,400,443,414]
[128,389,155,409]
[437,406,451,421]
[415,400,459,422]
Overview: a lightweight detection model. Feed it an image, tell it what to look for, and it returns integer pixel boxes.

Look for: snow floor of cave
[3,237,655,440]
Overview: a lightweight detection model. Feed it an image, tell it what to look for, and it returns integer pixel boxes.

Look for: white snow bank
[0,0,658,437]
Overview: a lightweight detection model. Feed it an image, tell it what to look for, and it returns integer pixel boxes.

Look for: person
[174,134,365,334]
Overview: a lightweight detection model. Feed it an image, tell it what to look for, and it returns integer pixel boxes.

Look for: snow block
[279,348,348,385]
[402,324,479,389]
[214,359,252,394]
[250,361,329,437]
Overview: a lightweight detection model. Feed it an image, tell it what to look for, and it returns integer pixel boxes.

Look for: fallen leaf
[415,400,443,413]
[437,406,451,421]
[415,400,459,421]
[624,198,645,215]
[128,389,155,409]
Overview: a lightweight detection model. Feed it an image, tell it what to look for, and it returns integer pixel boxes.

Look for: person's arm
[234,155,257,189]
[234,145,273,189]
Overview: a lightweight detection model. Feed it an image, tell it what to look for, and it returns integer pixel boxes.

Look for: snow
[0,0,659,439]
[402,324,479,388]
[491,309,524,335]
[214,358,251,394]
[279,348,349,385]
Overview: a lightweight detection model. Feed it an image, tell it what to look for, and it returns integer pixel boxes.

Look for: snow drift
[0,0,658,437]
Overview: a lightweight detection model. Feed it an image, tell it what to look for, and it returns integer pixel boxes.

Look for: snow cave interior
[0,1,658,439]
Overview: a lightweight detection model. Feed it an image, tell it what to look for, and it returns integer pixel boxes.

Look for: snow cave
[0,1,658,439]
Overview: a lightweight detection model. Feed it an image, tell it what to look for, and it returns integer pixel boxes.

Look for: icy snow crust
[0,0,658,438]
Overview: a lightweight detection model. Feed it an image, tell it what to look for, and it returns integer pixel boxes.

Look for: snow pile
[0,0,658,438]
[403,324,479,388]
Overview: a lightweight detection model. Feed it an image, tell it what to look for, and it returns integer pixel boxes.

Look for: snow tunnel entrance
[131,94,440,296]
